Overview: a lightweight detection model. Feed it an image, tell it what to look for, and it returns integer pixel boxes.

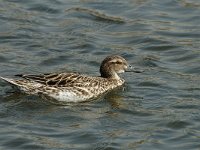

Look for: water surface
[0,0,200,149]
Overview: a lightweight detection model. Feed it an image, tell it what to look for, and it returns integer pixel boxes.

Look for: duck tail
[0,76,20,87]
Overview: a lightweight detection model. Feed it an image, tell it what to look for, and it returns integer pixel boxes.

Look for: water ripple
[65,7,126,23]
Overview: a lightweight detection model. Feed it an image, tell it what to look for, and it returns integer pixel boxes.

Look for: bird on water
[0,55,142,103]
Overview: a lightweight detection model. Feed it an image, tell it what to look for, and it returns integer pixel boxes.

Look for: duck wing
[15,72,84,87]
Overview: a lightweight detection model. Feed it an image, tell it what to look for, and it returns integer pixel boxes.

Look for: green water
[0,0,200,149]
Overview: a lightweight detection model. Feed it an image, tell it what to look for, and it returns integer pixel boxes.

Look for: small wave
[65,7,126,23]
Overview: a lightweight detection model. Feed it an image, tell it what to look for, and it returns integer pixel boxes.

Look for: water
[0,0,200,149]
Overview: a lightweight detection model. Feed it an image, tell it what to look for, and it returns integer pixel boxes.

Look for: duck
[0,55,142,103]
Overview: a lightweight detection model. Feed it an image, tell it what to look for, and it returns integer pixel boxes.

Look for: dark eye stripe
[116,61,122,64]
[110,61,123,64]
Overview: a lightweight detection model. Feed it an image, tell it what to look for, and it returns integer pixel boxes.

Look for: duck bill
[125,66,144,73]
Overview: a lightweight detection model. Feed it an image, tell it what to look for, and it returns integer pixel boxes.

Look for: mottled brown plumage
[0,55,134,103]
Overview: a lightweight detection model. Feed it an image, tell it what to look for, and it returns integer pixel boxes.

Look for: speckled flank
[0,55,128,102]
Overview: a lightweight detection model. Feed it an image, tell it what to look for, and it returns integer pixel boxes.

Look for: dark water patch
[143,45,180,52]
[0,119,16,127]
[173,104,199,110]
[162,48,189,58]
[182,87,200,92]
[2,137,32,149]
[35,51,50,57]
[19,144,46,150]
[2,94,52,111]
[138,81,164,88]
[139,37,171,45]
[88,60,99,67]
[141,56,161,67]
[156,30,200,38]
[119,108,153,117]
[0,15,36,26]
[185,66,200,74]
[85,1,131,12]
[48,48,65,53]
[0,56,8,62]
[0,35,19,41]
[0,110,8,118]
[26,43,44,49]
[178,93,200,100]
[92,51,111,56]
[168,52,199,63]
[5,0,34,3]
[166,120,191,129]
[17,122,59,133]
[78,48,94,54]
[181,15,200,24]
[165,131,200,149]
[70,132,101,145]
[93,143,120,150]
[28,4,60,14]
[39,55,72,66]
[69,42,95,50]
[121,53,136,60]
[134,85,173,99]
[92,142,112,150]
[150,128,200,150]
[142,55,160,62]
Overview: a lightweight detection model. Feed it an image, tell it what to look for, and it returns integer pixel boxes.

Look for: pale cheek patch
[109,59,123,64]
[110,60,118,63]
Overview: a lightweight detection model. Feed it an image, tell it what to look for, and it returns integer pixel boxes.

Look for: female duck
[0,55,141,102]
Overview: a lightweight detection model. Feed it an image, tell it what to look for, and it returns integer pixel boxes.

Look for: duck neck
[100,65,120,80]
